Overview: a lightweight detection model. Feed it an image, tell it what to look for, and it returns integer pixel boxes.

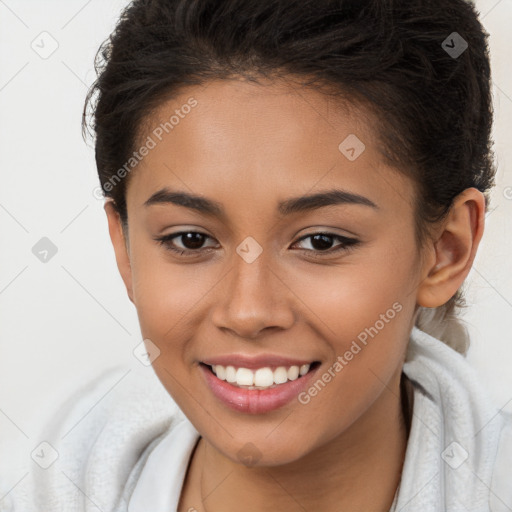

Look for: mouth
[201,362,321,391]
[199,355,322,413]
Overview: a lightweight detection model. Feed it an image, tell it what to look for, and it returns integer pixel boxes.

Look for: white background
[0,0,511,498]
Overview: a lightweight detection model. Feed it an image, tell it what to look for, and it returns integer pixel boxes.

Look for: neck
[180,368,410,512]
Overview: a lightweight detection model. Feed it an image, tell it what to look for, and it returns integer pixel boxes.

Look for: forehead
[128,78,414,217]
[140,77,373,167]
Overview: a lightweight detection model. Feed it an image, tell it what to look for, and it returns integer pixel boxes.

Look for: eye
[291,232,359,256]
[155,230,360,258]
[154,231,218,256]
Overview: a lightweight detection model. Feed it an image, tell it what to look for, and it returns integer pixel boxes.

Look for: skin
[105,77,486,512]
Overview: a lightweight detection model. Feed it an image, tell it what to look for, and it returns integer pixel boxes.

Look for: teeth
[287,366,300,381]
[236,367,254,386]
[274,367,288,384]
[254,368,274,387]
[225,365,237,383]
[211,363,312,389]
[299,364,310,376]
[215,365,226,381]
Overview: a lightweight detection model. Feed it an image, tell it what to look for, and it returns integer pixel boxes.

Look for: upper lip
[201,354,316,370]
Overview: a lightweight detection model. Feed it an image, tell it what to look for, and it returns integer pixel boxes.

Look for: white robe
[3,326,512,511]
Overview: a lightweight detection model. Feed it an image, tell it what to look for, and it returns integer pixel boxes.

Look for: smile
[209,363,312,390]
[199,360,321,414]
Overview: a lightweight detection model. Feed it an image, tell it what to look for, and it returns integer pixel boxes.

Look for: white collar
[128,418,200,512]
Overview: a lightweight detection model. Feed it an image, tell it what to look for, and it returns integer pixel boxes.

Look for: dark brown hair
[83,0,496,353]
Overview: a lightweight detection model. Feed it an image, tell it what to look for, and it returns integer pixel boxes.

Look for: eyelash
[154,231,360,258]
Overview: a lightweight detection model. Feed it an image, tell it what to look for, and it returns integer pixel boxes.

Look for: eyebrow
[144,188,378,217]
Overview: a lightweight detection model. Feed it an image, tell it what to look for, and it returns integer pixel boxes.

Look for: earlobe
[417,188,486,308]
[104,201,134,303]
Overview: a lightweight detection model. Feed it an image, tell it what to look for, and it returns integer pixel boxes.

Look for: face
[111,77,426,466]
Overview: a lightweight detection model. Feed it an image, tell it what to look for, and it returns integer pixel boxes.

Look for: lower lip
[200,364,319,414]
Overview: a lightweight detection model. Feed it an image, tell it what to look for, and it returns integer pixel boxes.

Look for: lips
[199,357,320,414]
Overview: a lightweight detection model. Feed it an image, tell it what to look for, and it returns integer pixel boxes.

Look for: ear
[417,188,486,308]
[104,201,134,303]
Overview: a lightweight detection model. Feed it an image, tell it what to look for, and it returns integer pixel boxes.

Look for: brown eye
[309,234,336,251]
[178,232,207,250]
[155,231,218,256]
[292,233,360,255]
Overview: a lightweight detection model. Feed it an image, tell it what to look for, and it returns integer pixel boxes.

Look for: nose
[210,252,295,340]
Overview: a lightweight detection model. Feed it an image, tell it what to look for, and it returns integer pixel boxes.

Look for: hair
[82,0,496,355]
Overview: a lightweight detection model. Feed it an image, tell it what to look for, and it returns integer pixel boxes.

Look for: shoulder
[401,327,512,510]
[5,365,184,512]
[490,410,512,511]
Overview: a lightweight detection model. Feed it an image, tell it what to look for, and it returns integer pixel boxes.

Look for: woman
[10,0,511,511]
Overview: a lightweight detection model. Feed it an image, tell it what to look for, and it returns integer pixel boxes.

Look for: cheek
[284,291,414,455]
[285,239,417,410]
[290,237,417,344]
[128,243,214,350]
